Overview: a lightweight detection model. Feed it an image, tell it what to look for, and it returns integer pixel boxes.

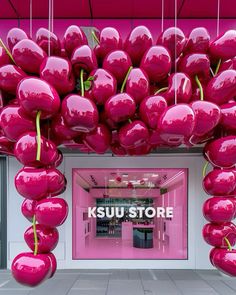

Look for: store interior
[72,168,187,259]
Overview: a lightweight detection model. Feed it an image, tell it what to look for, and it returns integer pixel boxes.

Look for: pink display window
[72,168,188,260]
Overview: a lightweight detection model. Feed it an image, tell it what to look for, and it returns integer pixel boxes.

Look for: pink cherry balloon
[40,56,75,96]
[203,197,235,223]
[17,77,60,119]
[203,169,236,196]
[139,95,167,129]
[124,26,153,66]
[105,93,136,123]
[204,136,236,168]
[103,50,132,85]
[7,28,29,51]
[61,94,99,132]
[0,105,35,141]
[220,102,236,131]
[83,124,111,154]
[63,25,88,57]
[12,39,47,74]
[15,167,65,200]
[11,252,51,287]
[51,114,80,140]
[119,120,149,149]
[36,27,61,56]
[212,248,236,276]
[24,224,59,253]
[46,253,57,278]
[158,104,195,145]
[140,46,171,83]
[35,198,68,227]
[190,101,221,137]
[21,199,37,222]
[0,64,27,95]
[202,222,236,248]
[14,132,59,167]
[125,68,150,104]
[0,47,11,66]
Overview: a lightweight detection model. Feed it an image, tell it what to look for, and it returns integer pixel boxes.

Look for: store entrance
[72,168,188,260]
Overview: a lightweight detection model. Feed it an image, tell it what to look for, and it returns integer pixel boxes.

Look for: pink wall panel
[179,0,236,18]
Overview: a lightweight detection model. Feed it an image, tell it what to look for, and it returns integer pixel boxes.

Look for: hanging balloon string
[161,0,164,33]
[29,0,33,39]
[48,0,53,56]
[174,0,177,105]
[215,0,221,74]
[216,0,220,37]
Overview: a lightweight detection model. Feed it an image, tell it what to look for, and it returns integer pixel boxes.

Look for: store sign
[88,206,174,218]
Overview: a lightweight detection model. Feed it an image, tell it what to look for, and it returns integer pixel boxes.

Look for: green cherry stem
[224,237,232,251]
[128,119,132,124]
[202,161,209,178]
[32,215,38,256]
[80,68,84,97]
[215,59,221,76]
[36,110,41,161]
[91,30,100,44]
[0,38,15,64]
[195,75,204,101]
[120,66,133,93]
[154,87,168,95]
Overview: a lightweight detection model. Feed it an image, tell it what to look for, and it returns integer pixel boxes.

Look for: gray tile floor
[0,269,236,295]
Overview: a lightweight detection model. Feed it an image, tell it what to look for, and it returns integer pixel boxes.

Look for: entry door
[0,157,7,269]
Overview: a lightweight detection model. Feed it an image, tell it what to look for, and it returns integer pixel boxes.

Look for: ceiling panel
[74,168,184,189]
[0,0,18,18]
[179,0,236,18]
[9,0,90,18]
[90,0,183,18]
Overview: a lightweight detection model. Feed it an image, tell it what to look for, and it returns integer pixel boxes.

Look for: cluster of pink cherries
[0,24,236,284]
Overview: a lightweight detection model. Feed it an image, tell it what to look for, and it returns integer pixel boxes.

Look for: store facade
[6,152,213,269]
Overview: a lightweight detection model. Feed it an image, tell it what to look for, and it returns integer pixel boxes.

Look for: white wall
[7,153,213,269]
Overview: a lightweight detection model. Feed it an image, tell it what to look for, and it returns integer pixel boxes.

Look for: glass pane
[72,168,188,260]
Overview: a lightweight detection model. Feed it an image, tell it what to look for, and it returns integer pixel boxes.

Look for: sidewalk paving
[0,269,235,295]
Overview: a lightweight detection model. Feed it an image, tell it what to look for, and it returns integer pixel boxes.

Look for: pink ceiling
[0,0,235,19]
[74,168,186,189]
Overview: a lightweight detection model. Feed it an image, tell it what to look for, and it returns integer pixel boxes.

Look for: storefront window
[72,168,188,260]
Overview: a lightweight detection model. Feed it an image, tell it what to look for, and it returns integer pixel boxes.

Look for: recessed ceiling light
[143,178,148,181]
[122,173,128,177]
[109,179,115,182]
[152,174,159,177]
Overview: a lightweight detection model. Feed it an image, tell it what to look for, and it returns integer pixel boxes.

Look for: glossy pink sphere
[15,167,65,200]
[103,50,132,84]
[0,105,35,141]
[203,197,235,223]
[35,198,68,227]
[7,28,29,51]
[203,169,236,195]
[190,101,221,136]
[83,124,111,154]
[61,94,99,132]
[14,132,58,167]
[139,95,167,129]
[17,77,60,119]
[204,136,236,168]
[36,27,61,56]
[140,46,171,83]
[105,93,136,123]
[21,199,37,222]
[220,102,236,131]
[24,224,59,253]
[212,248,236,276]
[206,70,236,105]
[63,25,88,57]
[124,26,153,66]
[158,104,195,145]
[11,252,51,287]
[125,68,150,104]
[202,222,236,248]
[40,56,75,95]
[184,27,210,54]
[12,39,47,74]
[0,64,27,95]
